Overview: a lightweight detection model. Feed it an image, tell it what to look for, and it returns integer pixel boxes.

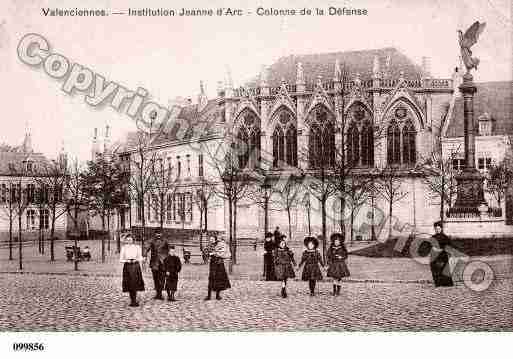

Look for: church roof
[149,99,224,147]
[445,81,513,137]
[0,150,50,176]
[246,47,425,87]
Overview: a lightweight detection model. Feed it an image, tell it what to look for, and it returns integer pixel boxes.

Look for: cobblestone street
[0,273,512,331]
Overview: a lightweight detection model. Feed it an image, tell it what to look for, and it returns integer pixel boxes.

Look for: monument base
[452,168,486,210]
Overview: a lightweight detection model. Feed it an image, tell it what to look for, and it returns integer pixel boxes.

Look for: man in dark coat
[263,232,277,281]
[273,227,281,244]
[430,221,454,287]
[145,232,169,300]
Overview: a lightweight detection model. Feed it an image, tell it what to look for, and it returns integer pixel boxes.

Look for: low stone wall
[0,230,66,243]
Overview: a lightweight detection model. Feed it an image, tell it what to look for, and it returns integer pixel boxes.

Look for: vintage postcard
[0,0,512,355]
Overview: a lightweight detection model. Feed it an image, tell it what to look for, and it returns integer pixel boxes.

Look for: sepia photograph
[0,0,512,356]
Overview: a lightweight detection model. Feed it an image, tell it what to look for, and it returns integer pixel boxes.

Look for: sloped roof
[246,47,425,87]
[445,81,513,137]
[150,99,223,147]
[0,151,50,176]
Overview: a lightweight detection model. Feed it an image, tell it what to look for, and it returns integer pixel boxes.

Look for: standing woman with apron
[205,235,231,300]
[120,234,145,307]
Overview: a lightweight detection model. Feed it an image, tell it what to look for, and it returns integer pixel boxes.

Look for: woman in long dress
[205,235,231,300]
[263,232,277,281]
[120,234,145,307]
[430,221,454,287]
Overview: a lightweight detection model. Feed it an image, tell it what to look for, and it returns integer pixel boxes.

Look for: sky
[0,0,511,162]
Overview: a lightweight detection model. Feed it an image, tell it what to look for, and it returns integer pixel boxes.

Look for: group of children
[121,231,350,307]
[267,232,350,298]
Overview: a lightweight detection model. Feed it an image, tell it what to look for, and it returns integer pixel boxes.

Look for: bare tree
[344,176,372,244]
[374,166,408,239]
[64,160,88,271]
[147,157,177,231]
[193,175,217,251]
[0,179,16,261]
[202,137,254,270]
[33,160,67,261]
[273,173,301,241]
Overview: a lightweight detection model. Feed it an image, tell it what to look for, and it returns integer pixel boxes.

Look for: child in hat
[273,236,296,298]
[326,233,350,295]
[163,245,182,301]
[298,236,325,296]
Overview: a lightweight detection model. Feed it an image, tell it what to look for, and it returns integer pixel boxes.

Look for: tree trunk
[388,198,393,239]
[350,207,355,244]
[227,197,233,274]
[307,204,311,236]
[101,213,106,263]
[50,214,56,262]
[107,210,111,253]
[18,212,22,270]
[8,213,13,261]
[233,199,238,265]
[287,206,292,241]
[264,195,269,237]
[321,198,327,262]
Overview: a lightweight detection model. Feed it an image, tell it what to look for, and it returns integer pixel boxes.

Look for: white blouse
[119,244,143,263]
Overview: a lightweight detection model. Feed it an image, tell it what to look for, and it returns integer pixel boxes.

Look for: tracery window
[387,120,401,165]
[386,109,417,167]
[402,120,416,166]
[272,111,297,168]
[236,111,260,169]
[308,106,335,168]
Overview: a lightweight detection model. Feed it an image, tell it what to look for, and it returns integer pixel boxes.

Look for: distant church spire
[198,80,208,112]
[22,121,33,153]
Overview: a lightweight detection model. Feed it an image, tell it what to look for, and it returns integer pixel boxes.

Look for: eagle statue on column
[458,21,486,73]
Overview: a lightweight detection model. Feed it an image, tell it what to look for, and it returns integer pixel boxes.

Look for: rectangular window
[0,184,6,203]
[478,158,484,170]
[186,155,191,177]
[27,183,35,203]
[40,209,49,229]
[167,157,173,178]
[173,193,177,221]
[166,193,173,221]
[177,156,181,178]
[485,158,492,169]
[198,154,204,177]
[26,209,36,230]
[186,192,193,222]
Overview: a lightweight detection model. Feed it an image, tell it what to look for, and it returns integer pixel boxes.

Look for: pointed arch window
[387,120,401,165]
[236,111,260,169]
[308,107,335,168]
[272,111,297,168]
[402,120,416,166]
[272,126,285,167]
[361,122,374,167]
[347,123,360,166]
[285,126,297,167]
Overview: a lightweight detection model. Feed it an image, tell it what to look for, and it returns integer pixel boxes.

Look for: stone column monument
[453,21,487,211]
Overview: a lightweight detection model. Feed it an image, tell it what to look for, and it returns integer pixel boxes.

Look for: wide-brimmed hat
[330,232,345,244]
[265,232,273,239]
[304,236,319,248]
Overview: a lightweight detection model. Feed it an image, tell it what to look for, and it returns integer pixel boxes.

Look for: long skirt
[122,262,145,292]
[430,250,454,287]
[264,253,277,281]
[327,260,350,280]
[165,275,179,292]
[301,263,323,281]
[208,258,231,291]
[275,263,295,281]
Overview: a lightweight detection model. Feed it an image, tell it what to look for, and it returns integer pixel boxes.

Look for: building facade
[0,130,68,242]
[122,48,513,241]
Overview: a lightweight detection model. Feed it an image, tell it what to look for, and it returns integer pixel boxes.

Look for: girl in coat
[205,235,231,300]
[430,221,454,287]
[263,232,277,281]
[327,233,350,296]
[120,234,145,307]
[273,236,296,298]
[298,236,325,296]
[163,245,182,301]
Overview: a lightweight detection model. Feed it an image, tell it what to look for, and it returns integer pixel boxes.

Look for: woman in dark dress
[163,245,182,301]
[327,233,350,296]
[120,234,145,307]
[298,236,325,296]
[205,235,231,300]
[263,232,277,281]
[273,237,296,298]
[430,221,454,287]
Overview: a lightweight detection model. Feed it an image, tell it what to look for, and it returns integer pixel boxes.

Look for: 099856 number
[12,343,45,351]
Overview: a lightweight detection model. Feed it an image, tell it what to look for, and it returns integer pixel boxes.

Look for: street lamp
[260,180,272,236]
